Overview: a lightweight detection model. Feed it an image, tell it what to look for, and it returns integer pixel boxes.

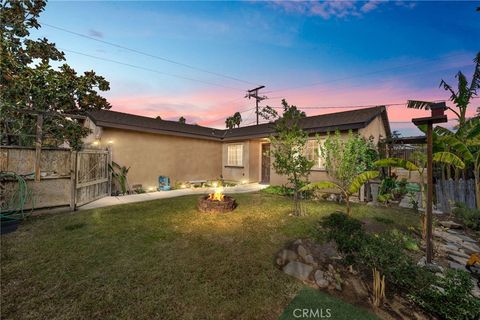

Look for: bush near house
[453,203,480,231]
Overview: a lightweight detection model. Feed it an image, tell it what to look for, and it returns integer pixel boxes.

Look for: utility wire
[43,23,260,86]
[264,52,471,94]
[60,48,244,91]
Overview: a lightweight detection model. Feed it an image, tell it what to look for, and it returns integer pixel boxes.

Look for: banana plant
[301,170,379,215]
[109,161,130,195]
[375,153,465,238]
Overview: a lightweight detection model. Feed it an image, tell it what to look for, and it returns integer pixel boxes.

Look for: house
[84,106,390,190]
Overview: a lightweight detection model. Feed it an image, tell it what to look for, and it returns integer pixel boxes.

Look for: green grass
[1,192,419,320]
[278,287,378,320]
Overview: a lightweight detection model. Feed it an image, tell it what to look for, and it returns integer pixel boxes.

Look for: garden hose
[0,171,33,220]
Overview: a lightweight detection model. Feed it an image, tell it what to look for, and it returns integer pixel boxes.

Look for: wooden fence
[435,179,476,212]
[1,146,111,211]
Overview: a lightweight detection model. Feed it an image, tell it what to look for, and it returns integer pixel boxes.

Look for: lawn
[1,192,419,320]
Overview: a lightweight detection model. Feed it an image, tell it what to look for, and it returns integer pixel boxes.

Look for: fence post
[70,151,77,211]
[34,113,43,182]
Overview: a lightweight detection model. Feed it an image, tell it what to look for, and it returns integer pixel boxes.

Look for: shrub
[357,231,430,291]
[409,269,480,320]
[262,185,294,196]
[453,203,480,231]
[320,212,366,262]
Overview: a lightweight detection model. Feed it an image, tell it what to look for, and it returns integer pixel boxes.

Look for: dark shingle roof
[88,106,390,141]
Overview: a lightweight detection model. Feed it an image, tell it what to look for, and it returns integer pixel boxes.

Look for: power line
[264,52,471,94]
[200,107,256,126]
[43,23,260,86]
[60,48,244,91]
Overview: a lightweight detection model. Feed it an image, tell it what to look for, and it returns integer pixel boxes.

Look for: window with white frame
[227,144,243,166]
[305,139,325,169]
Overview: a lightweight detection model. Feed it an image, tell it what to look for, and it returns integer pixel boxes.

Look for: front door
[261,143,271,184]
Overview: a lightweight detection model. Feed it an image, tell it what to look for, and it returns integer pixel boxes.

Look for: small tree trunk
[345,192,351,215]
[475,166,480,209]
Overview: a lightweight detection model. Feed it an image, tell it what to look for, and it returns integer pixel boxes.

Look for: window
[305,139,324,169]
[227,144,243,166]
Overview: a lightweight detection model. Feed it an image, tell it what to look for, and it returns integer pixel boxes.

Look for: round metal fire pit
[197,195,237,213]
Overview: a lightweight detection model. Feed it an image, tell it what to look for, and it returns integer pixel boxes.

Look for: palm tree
[301,171,379,215]
[225,112,242,129]
[407,52,479,127]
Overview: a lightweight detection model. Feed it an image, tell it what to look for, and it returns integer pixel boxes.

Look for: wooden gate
[73,148,111,208]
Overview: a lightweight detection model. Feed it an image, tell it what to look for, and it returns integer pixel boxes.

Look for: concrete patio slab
[79,183,269,210]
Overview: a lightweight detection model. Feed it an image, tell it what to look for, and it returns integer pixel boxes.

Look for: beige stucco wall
[269,115,388,186]
[221,141,250,183]
[98,128,222,189]
[358,115,387,144]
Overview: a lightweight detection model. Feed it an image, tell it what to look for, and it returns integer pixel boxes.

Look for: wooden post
[426,123,433,263]
[412,103,447,264]
[34,113,43,182]
[70,151,77,211]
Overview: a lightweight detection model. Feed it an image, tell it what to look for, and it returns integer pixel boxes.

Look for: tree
[302,171,379,215]
[303,130,377,214]
[178,116,186,124]
[267,99,312,216]
[155,116,162,120]
[225,111,242,129]
[0,0,111,150]
[407,52,479,127]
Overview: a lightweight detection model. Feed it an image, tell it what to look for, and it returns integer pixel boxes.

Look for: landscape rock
[276,249,297,266]
[303,254,315,265]
[283,261,313,281]
[297,245,308,258]
[438,221,463,229]
[314,270,329,288]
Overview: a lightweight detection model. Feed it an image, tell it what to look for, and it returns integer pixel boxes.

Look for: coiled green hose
[0,171,32,220]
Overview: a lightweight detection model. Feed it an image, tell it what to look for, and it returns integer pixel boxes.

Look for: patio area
[79,183,268,210]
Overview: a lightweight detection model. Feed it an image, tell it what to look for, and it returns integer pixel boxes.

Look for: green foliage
[261,185,294,196]
[358,231,430,291]
[321,130,378,187]
[374,158,419,171]
[409,269,480,320]
[225,111,242,129]
[268,99,313,215]
[408,52,480,127]
[453,203,480,231]
[109,161,130,194]
[178,116,186,124]
[320,212,366,262]
[1,0,111,149]
[302,171,379,214]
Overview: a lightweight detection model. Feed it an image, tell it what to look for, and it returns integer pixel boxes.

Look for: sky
[31,0,480,135]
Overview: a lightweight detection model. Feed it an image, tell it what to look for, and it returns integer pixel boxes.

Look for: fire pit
[197,188,237,213]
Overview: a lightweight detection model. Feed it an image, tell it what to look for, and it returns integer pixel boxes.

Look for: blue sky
[31,1,480,135]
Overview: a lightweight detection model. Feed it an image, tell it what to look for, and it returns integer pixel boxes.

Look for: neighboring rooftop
[87,106,390,141]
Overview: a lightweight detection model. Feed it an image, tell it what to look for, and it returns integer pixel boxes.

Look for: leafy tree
[302,171,379,215]
[407,52,479,127]
[302,130,377,214]
[267,99,312,216]
[178,116,186,124]
[225,111,242,129]
[0,0,111,150]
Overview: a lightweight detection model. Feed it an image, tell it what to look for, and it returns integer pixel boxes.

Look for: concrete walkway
[79,183,269,210]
